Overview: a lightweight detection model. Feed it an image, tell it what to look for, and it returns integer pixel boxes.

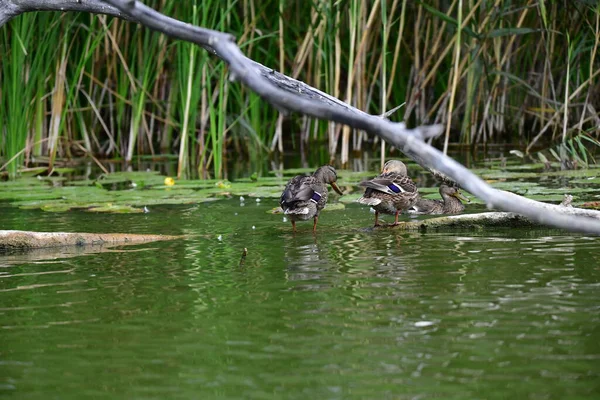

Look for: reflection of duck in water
[408,184,469,215]
[357,160,419,227]
[280,165,343,233]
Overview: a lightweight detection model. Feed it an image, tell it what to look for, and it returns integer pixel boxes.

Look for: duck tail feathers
[284,207,310,215]
[357,196,382,206]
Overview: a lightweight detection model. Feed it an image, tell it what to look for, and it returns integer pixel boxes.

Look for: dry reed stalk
[48,38,68,170]
[443,0,463,154]
[239,0,257,55]
[197,64,208,174]
[577,8,599,134]
[328,5,342,158]
[177,41,196,178]
[339,1,359,164]
[291,8,323,79]
[562,37,571,144]
[527,64,600,152]
[386,0,407,95]
[274,0,285,153]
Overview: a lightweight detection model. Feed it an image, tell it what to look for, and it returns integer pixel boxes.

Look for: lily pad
[571,177,600,184]
[41,203,76,212]
[323,202,345,211]
[94,171,165,187]
[338,193,363,204]
[86,204,145,213]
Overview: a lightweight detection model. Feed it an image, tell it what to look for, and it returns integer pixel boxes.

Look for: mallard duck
[280,165,344,232]
[408,184,469,215]
[357,160,419,227]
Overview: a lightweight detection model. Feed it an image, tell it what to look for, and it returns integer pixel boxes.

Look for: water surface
[1,201,599,399]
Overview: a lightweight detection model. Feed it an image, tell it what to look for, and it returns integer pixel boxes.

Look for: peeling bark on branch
[2,0,600,234]
[0,0,126,26]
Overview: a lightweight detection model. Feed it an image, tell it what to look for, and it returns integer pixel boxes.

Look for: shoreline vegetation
[1,1,599,180]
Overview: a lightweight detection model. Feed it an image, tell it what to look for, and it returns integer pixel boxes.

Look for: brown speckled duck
[357,160,419,226]
[408,184,469,215]
[280,165,343,233]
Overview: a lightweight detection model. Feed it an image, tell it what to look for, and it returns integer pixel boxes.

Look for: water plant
[1,1,599,178]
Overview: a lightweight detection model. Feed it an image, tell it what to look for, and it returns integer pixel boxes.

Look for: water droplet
[414,321,435,328]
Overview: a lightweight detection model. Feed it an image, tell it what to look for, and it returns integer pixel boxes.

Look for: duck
[280,165,344,232]
[408,184,469,214]
[357,160,419,227]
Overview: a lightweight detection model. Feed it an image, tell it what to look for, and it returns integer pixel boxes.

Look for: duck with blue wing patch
[357,160,419,227]
[280,165,344,233]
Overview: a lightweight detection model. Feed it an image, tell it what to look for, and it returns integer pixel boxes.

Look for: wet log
[388,209,597,231]
[0,230,182,251]
[391,212,539,231]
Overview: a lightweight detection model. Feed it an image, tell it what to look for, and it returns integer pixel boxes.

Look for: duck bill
[453,191,471,203]
[330,182,344,195]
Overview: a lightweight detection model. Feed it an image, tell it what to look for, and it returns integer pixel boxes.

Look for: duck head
[440,185,470,203]
[382,160,408,176]
[313,165,344,195]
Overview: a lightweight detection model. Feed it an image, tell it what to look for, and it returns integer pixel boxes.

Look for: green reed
[1,1,599,179]
[0,14,35,177]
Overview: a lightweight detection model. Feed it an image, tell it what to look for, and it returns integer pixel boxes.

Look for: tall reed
[1,1,599,179]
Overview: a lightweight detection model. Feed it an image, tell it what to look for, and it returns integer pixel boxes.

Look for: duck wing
[409,198,443,214]
[359,173,417,195]
[280,176,321,207]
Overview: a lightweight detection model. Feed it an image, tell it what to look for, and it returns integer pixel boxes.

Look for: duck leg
[374,211,382,227]
[312,215,319,233]
[390,210,400,226]
[291,220,297,233]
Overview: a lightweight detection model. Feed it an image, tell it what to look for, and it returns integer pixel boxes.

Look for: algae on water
[1,162,598,213]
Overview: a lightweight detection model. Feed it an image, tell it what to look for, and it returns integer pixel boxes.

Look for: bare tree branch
[0,0,126,25]
[2,0,600,234]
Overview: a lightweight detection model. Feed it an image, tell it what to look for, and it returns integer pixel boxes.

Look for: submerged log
[391,212,538,231]
[0,230,182,251]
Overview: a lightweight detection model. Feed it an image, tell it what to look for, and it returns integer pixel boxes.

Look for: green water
[1,200,599,399]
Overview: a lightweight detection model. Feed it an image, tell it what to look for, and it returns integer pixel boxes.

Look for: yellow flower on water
[216,180,231,189]
[164,177,175,186]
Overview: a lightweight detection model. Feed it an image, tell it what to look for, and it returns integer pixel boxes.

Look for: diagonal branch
[2,0,600,234]
[1,0,126,25]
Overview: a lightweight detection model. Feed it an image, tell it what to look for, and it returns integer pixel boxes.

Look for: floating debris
[217,234,222,241]
[560,194,574,208]
[164,177,175,186]
[239,247,248,267]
